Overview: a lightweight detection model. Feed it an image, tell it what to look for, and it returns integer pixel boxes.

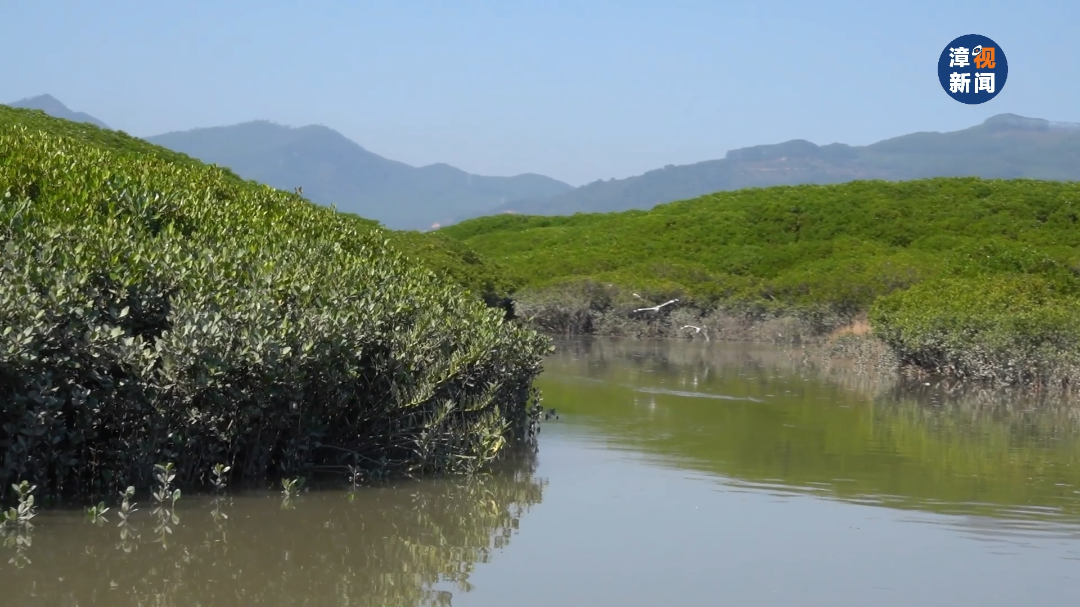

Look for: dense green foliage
[870,275,1080,384]
[444,178,1080,306]
[382,228,516,310]
[0,105,241,178]
[443,177,1080,383]
[0,107,550,502]
[0,104,513,305]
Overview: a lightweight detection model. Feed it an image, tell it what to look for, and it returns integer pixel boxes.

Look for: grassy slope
[442,178,1080,384]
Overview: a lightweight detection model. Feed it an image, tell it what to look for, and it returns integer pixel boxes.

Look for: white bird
[681,325,710,342]
[634,298,679,313]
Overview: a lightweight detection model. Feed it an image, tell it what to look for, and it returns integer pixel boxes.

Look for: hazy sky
[3,0,1076,186]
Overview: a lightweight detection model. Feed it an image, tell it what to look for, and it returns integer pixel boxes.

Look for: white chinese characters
[949,47,970,68]
[949,72,971,94]
[974,72,995,93]
[947,46,996,96]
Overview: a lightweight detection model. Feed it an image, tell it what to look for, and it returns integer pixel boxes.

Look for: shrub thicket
[0,106,244,178]
[870,275,1080,385]
[0,110,550,502]
[443,178,1080,308]
[384,228,516,313]
[442,178,1080,382]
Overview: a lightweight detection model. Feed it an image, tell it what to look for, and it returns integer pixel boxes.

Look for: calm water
[3,337,1080,606]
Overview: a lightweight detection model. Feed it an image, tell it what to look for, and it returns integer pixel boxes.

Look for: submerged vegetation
[441,178,1080,386]
[0,105,550,503]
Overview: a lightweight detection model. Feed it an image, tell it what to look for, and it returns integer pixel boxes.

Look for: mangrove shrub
[0,116,550,502]
[870,275,1080,385]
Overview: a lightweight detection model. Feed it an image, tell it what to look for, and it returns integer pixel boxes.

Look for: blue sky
[3,0,1076,185]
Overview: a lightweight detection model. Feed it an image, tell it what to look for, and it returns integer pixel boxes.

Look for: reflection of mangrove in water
[0,449,545,606]
[545,337,1080,524]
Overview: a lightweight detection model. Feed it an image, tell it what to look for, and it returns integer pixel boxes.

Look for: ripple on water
[630,386,765,402]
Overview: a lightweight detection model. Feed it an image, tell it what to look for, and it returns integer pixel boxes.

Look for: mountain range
[7,94,1080,228]
[145,121,573,230]
[475,113,1080,219]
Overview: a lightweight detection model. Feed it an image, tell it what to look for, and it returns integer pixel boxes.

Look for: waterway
[3,338,1079,605]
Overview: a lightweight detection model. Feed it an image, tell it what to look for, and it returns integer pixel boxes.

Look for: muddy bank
[513,291,852,345]
[511,287,896,372]
[512,288,1080,397]
[511,276,1080,395]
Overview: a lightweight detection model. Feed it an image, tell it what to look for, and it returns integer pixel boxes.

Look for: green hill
[441,178,1080,385]
[0,104,549,501]
[472,114,1080,219]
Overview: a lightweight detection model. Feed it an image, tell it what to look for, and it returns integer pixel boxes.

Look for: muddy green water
[3,338,1080,606]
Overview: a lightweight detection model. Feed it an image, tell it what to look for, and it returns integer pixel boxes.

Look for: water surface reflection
[540,337,1080,526]
[0,452,544,606]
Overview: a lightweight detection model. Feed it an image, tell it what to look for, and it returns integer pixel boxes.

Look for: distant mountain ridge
[146,122,573,230]
[7,94,110,129]
[477,113,1080,218]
